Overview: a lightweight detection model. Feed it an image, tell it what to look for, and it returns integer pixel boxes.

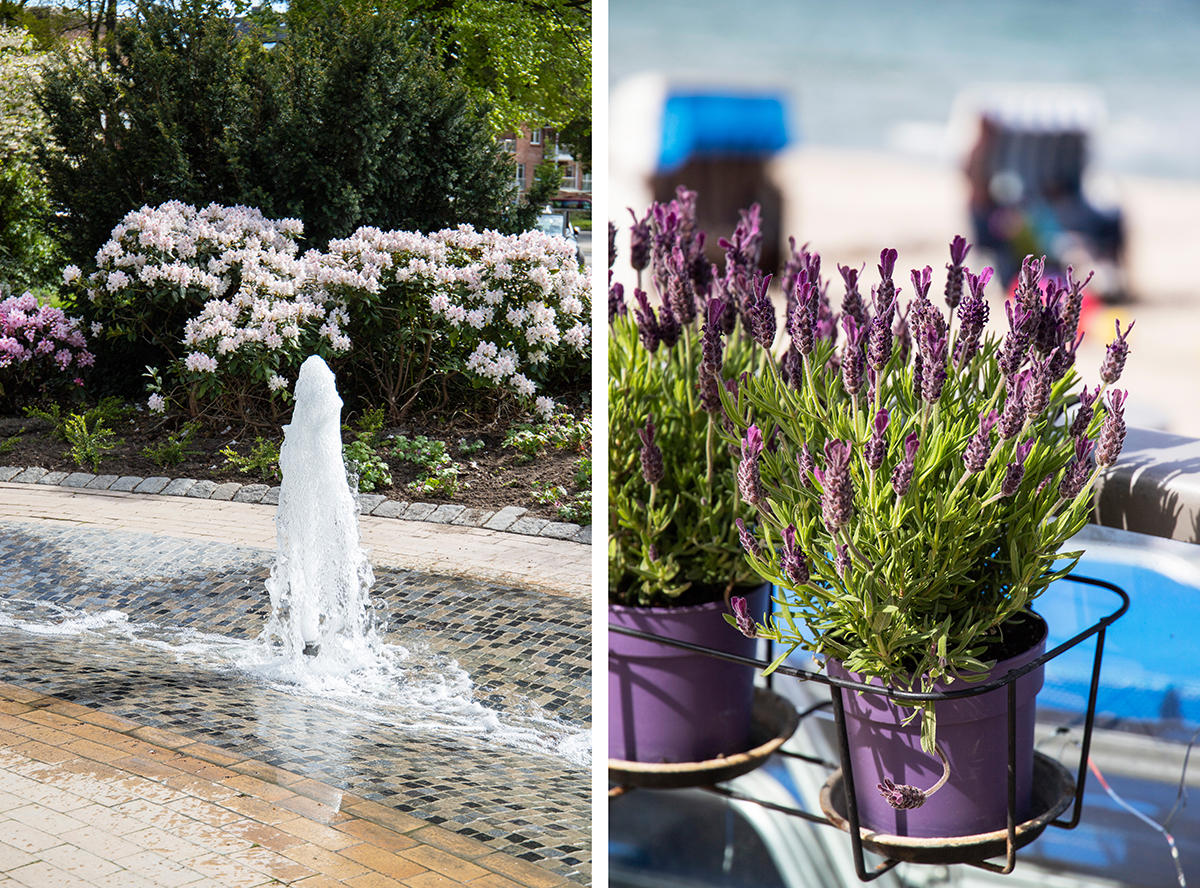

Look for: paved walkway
[0,482,592,886]
[0,683,570,888]
[0,483,590,599]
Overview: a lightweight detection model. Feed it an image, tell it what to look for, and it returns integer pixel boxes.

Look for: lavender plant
[721,246,1131,752]
[609,190,773,607]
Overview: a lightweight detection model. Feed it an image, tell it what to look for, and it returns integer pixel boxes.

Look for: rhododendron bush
[67,201,590,421]
[315,225,590,420]
[0,292,93,410]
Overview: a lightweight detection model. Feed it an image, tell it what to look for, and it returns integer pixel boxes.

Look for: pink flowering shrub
[0,291,93,409]
[312,225,591,420]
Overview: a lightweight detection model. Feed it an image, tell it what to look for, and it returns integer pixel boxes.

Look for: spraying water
[261,355,377,667]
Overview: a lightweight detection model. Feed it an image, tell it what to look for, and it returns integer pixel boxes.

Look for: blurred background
[609,0,1200,435]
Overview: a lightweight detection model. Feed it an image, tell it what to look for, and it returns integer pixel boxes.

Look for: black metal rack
[609,574,1130,880]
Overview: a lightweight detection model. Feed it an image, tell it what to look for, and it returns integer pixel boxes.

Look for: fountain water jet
[262,355,377,668]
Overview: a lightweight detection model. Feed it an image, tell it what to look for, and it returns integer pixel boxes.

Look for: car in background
[536,210,586,267]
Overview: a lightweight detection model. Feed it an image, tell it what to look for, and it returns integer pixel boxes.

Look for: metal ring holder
[609,574,1130,880]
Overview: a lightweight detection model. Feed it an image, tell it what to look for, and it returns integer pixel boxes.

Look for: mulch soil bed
[0,412,589,524]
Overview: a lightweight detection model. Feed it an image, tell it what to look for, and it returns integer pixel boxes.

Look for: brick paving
[0,682,574,888]
[0,481,592,885]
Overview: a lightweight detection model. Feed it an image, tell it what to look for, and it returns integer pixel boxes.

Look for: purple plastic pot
[609,584,769,763]
[827,612,1047,838]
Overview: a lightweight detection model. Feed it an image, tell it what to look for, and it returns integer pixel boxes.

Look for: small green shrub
[0,428,23,454]
[24,396,129,442]
[457,437,485,456]
[340,406,392,491]
[343,439,392,492]
[392,434,461,497]
[219,437,281,482]
[142,422,200,467]
[63,413,121,472]
[503,412,591,462]
[531,481,590,525]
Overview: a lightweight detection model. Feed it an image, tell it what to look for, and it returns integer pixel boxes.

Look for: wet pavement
[0,489,591,884]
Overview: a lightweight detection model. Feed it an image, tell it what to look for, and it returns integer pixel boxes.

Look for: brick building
[502,125,591,211]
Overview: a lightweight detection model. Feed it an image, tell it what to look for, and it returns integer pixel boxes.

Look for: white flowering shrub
[0,26,48,162]
[69,203,589,422]
[311,224,591,419]
[64,201,337,414]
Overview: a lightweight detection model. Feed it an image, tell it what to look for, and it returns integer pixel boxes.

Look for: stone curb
[0,465,592,545]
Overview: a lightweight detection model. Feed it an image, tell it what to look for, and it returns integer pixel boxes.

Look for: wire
[1047,725,1199,888]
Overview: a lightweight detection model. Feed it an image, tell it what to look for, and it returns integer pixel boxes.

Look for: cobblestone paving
[0,521,590,882]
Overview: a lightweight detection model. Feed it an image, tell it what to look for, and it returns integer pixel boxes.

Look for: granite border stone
[232,483,269,503]
[161,478,197,496]
[134,476,170,494]
[185,479,218,499]
[1,465,590,544]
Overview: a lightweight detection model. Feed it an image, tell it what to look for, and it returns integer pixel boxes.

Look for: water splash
[261,356,377,666]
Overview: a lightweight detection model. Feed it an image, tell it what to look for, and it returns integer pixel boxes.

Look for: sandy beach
[612,144,1200,437]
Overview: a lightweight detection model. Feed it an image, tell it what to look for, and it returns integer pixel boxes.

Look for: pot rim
[823,609,1048,691]
[608,581,771,616]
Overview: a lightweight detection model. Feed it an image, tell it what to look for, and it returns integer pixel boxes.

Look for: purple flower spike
[1100,319,1135,384]
[797,443,815,488]
[781,524,810,587]
[911,265,933,302]
[632,288,661,352]
[998,370,1029,440]
[1000,439,1035,497]
[945,237,971,310]
[749,273,777,349]
[627,208,651,272]
[1016,254,1047,310]
[638,419,664,486]
[608,278,626,324]
[878,778,927,810]
[1097,389,1128,467]
[1000,300,1037,378]
[839,263,869,326]
[878,248,898,281]
[841,315,868,396]
[867,310,894,373]
[1024,350,1056,424]
[735,518,762,560]
[834,544,851,578]
[730,596,758,638]
[877,248,899,315]
[963,410,998,474]
[699,298,727,412]
[1059,437,1095,500]
[865,409,890,472]
[921,337,948,404]
[892,433,920,497]
[1070,385,1101,438]
[953,276,990,368]
[608,221,617,269]
[819,439,855,531]
[950,235,971,266]
[738,426,766,507]
[654,287,681,349]
[667,245,698,326]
